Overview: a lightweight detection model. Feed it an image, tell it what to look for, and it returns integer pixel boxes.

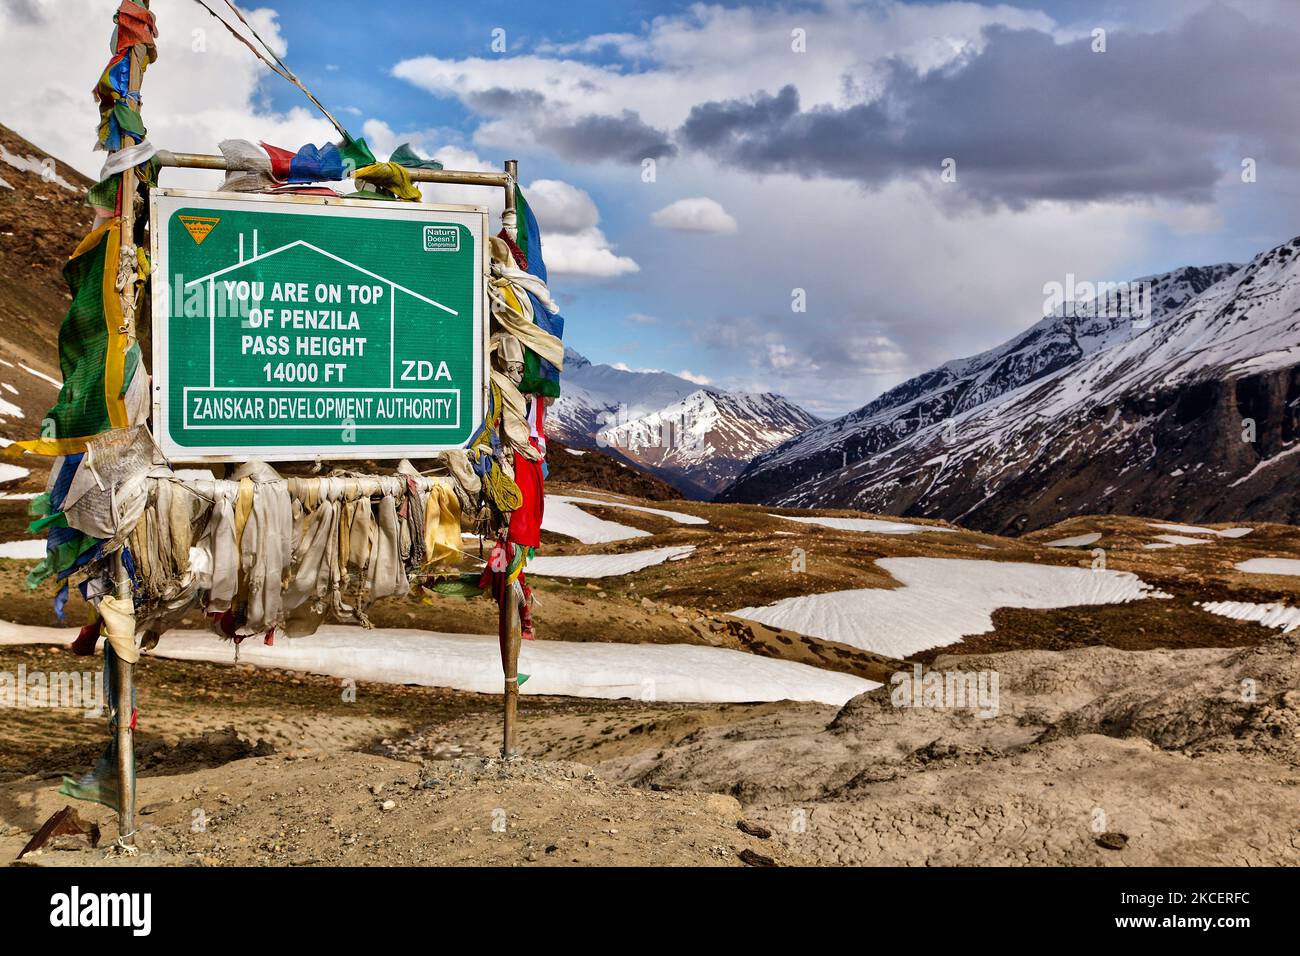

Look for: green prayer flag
[339,134,377,174]
[390,142,443,170]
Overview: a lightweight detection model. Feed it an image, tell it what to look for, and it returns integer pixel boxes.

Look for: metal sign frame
[149,187,490,463]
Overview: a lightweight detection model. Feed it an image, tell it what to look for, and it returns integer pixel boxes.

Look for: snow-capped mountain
[548,348,707,447]
[717,252,1300,532]
[596,389,821,496]
[549,349,818,497]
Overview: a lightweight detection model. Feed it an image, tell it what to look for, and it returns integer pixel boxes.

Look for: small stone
[1096,831,1129,851]
[737,820,772,840]
[381,800,396,812]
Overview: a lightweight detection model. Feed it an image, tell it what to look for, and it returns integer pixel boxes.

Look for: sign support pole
[109,7,149,849]
[500,159,523,760]
[111,552,136,847]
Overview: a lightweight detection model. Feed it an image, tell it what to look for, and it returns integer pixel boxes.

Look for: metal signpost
[36,1,527,850]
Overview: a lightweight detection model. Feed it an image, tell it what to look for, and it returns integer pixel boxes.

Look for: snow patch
[541,497,650,544]
[20,363,60,388]
[0,540,45,560]
[0,621,874,705]
[0,145,79,192]
[528,546,694,578]
[1235,558,1300,576]
[1045,532,1102,547]
[555,495,707,526]
[1198,600,1300,633]
[767,514,954,535]
[1144,534,1213,549]
[733,557,1162,659]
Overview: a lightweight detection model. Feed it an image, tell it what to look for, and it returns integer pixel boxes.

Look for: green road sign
[150,189,486,461]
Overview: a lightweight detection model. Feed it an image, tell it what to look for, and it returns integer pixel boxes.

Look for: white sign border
[150,188,488,463]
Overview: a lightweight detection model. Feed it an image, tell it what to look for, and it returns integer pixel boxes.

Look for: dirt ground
[4,628,1296,867]
[0,643,793,866]
[2,490,1299,866]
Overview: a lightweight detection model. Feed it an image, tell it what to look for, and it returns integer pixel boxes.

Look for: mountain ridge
[549,348,819,496]
[721,261,1241,505]
[718,249,1300,532]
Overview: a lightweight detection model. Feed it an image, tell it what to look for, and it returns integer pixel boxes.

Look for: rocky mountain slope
[548,349,705,446]
[718,253,1300,533]
[551,348,818,497]
[595,388,820,496]
[0,124,92,491]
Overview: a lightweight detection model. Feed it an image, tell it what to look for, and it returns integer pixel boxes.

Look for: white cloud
[355,126,637,279]
[608,362,711,385]
[540,230,639,278]
[525,179,600,233]
[521,178,638,278]
[651,197,738,234]
[0,1,337,184]
[676,369,713,385]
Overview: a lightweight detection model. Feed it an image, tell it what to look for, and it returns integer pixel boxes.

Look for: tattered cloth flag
[7,219,146,458]
[93,1,157,152]
[59,643,135,813]
[389,142,443,171]
[349,143,440,201]
[260,141,345,182]
[512,186,565,398]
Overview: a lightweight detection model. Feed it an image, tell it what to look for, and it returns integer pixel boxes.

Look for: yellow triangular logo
[178,215,220,245]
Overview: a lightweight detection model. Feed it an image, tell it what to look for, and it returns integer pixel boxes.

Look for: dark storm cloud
[541,110,677,164]
[1,0,47,24]
[464,88,547,113]
[680,5,1300,206]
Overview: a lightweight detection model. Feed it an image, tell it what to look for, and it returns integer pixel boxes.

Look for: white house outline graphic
[183,237,460,389]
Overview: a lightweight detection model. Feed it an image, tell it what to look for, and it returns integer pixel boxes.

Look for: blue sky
[7,0,1300,416]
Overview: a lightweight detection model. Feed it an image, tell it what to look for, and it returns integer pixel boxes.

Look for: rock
[1096,831,1129,851]
[702,793,742,820]
[739,848,777,867]
[380,800,396,812]
[737,820,772,839]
